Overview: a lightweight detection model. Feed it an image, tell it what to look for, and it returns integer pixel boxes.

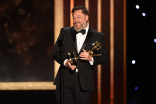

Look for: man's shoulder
[90,27,104,35]
[61,27,73,31]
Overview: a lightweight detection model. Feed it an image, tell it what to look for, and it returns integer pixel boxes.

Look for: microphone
[58,32,63,47]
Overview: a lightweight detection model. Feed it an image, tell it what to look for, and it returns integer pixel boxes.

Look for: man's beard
[74,22,86,32]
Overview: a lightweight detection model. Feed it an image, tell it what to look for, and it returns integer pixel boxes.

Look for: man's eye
[73,17,75,19]
[78,17,80,18]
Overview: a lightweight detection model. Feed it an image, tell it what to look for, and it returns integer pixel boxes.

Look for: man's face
[72,10,88,31]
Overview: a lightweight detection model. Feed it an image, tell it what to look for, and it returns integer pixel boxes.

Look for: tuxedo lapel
[70,27,78,54]
[79,27,94,53]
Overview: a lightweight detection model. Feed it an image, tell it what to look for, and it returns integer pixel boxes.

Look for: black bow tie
[76,29,86,35]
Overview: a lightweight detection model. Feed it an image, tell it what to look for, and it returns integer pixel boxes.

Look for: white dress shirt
[64,24,94,72]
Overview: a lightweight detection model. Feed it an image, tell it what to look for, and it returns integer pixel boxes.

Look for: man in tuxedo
[53,6,107,104]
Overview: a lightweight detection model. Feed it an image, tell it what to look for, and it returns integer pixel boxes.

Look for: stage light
[142,12,146,17]
[154,39,156,43]
[132,60,136,64]
[135,86,138,90]
[136,5,139,9]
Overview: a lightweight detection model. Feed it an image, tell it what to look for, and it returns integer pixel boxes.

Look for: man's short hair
[71,6,89,16]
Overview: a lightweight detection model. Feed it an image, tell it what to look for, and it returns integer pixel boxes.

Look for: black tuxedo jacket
[53,26,107,91]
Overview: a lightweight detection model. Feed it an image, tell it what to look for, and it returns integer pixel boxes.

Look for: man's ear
[86,15,89,22]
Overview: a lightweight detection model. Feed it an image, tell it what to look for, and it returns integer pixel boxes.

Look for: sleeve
[52,28,66,65]
[93,33,108,65]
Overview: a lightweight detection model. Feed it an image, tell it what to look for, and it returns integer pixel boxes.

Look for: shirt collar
[84,24,89,35]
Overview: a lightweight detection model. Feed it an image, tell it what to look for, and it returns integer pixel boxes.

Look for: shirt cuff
[64,59,68,67]
[89,57,94,65]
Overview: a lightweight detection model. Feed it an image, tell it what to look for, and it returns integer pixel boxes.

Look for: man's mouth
[75,23,80,25]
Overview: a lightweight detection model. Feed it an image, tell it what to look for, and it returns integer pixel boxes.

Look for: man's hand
[65,60,77,71]
[79,49,92,61]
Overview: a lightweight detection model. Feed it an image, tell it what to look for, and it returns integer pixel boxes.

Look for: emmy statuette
[68,41,102,65]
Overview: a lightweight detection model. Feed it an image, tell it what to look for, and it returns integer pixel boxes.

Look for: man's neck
[83,23,88,29]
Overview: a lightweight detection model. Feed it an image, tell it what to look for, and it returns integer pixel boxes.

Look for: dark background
[0,0,156,104]
[127,0,156,104]
[0,0,54,82]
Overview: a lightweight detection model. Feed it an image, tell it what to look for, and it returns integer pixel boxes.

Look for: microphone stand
[58,32,64,104]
